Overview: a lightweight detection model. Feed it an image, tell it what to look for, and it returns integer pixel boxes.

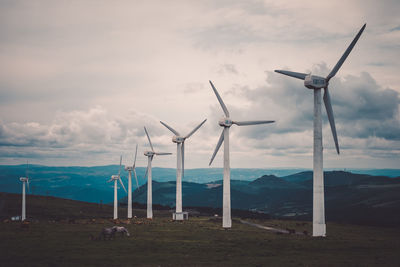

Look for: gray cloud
[210,65,400,162]
[183,82,205,94]
[0,1,399,168]
[237,68,399,141]
[390,26,400,32]
[328,72,400,140]
[218,64,239,75]
[0,107,171,162]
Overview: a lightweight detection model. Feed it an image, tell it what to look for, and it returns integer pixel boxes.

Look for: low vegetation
[1,193,399,266]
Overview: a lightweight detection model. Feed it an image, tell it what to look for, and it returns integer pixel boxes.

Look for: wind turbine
[143,126,172,219]
[107,155,127,220]
[209,80,275,228]
[160,119,207,220]
[124,144,140,219]
[274,23,366,237]
[19,161,30,221]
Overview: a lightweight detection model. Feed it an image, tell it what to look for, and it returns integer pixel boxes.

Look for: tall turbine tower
[209,81,275,228]
[160,119,207,220]
[19,162,30,221]
[107,155,127,219]
[143,127,172,219]
[274,24,366,237]
[124,144,140,219]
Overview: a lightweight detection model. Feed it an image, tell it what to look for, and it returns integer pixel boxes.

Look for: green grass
[1,193,400,266]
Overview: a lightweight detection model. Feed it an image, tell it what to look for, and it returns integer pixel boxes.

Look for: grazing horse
[112,226,130,237]
[98,227,116,240]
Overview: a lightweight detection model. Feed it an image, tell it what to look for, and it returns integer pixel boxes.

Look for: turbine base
[312,223,326,237]
[172,212,189,221]
[222,219,232,229]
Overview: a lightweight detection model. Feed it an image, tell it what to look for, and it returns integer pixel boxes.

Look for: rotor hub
[144,151,155,156]
[219,117,232,127]
[172,136,184,143]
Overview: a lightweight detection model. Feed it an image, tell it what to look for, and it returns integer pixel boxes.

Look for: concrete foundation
[173,212,189,220]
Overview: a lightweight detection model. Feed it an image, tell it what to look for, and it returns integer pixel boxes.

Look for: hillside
[127,171,400,226]
[0,192,399,267]
[2,165,399,204]
[2,165,400,226]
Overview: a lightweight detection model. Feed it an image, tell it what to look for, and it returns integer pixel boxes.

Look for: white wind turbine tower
[160,119,207,220]
[19,162,30,221]
[124,144,140,219]
[209,81,275,228]
[143,127,172,219]
[275,24,366,237]
[107,155,127,220]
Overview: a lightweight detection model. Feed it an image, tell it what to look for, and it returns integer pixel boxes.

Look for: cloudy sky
[0,0,399,169]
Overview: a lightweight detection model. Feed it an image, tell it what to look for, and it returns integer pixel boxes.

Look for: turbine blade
[26,180,30,193]
[233,120,275,126]
[107,178,113,183]
[144,127,155,152]
[118,155,122,177]
[26,160,29,179]
[119,178,127,193]
[323,87,340,154]
[133,144,138,167]
[160,121,180,136]
[155,152,172,155]
[274,70,307,80]
[133,169,139,189]
[181,142,185,180]
[326,23,366,81]
[209,129,224,166]
[185,119,207,139]
[209,80,230,117]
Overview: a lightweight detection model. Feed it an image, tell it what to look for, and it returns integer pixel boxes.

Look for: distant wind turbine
[209,80,275,228]
[124,144,140,219]
[274,23,366,237]
[143,127,172,219]
[160,119,207,220]
[107,155,127,220]
[19,161,30,221]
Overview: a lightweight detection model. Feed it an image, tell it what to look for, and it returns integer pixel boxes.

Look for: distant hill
[1,165,400,226]
[126,171,400,226]
[0,165,311,203]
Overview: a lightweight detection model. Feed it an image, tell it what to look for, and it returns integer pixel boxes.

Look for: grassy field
[1,193,400,266]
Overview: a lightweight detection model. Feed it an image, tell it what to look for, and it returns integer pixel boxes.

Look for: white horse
[112,226,130,237]
[91,227,116,240]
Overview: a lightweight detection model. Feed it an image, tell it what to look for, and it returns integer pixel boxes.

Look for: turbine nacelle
[219,117,232,127]
[19,177,28,182]
[111,175,119,180]
[124,166,133,171]
[144,150,155,157]
[304,75,327,89]
[172,136,185,143]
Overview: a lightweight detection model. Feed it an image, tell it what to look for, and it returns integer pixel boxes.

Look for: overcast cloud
[0,0,399,168]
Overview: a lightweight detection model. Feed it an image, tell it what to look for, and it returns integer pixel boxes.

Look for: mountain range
[1,165,399,226]
[128,171,400,226]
